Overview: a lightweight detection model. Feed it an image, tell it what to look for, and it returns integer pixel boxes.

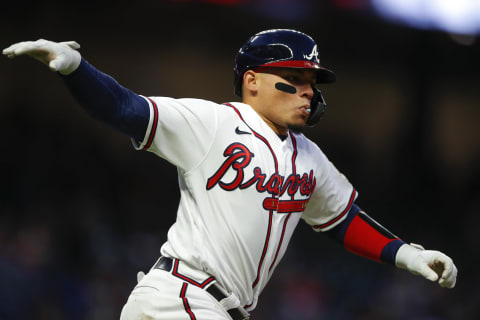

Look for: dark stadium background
[1,1,479,319]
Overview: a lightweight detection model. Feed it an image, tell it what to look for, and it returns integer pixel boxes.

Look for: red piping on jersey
[268,132,298,273]
[313,189,357,230]
[144,97,159,150]
[172,259,215,289]
[268,212,291,273]
[180,283,197,320]
[223,103,278,172]
[290,132,298,178]
[223,103,279,292]
[252,211,273,289]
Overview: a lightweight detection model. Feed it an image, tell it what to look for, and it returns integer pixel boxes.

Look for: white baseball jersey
[133,97,356,311]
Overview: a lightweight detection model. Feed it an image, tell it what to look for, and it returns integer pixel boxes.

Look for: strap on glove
[395,243,457,288]
[3,39,81,75]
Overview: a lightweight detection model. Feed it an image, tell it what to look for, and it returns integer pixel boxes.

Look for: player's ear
[243,70,259,96]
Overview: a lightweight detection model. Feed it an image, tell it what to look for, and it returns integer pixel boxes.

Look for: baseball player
[3,29,457,320]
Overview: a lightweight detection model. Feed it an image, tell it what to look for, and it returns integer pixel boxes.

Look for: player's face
[253,67,316,135]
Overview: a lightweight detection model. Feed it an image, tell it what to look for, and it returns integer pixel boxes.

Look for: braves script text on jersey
[134,97,357,311]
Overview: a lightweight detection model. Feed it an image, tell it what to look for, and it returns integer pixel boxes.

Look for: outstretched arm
[3,39,149,141]
[326,204,457,288]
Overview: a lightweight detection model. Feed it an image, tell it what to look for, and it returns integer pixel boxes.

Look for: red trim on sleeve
[143,97,159,150]
[343,214,399,263]
[313,189,357,230]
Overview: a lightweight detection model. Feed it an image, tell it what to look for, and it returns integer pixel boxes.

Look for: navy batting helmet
[233,29,335,125]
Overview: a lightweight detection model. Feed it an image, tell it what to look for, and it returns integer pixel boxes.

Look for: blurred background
[1,0,479,319]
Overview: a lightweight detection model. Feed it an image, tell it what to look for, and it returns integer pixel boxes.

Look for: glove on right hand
[3,39,81,75]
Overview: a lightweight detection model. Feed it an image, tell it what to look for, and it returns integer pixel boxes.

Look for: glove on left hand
[395,243,457,288]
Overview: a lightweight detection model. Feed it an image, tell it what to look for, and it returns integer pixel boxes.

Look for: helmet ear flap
[306,86,327,126]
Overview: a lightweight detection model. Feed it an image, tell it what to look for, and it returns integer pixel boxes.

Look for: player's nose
[299,84,314,100]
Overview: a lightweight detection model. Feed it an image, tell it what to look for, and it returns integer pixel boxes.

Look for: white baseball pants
[120,259,242,320]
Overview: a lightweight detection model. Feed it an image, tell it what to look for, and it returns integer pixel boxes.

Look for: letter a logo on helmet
[233,29,335,97]
[304,45,319,64]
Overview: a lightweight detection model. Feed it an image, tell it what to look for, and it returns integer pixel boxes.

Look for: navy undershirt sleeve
[325,203,361,243]
[60,58,150,142]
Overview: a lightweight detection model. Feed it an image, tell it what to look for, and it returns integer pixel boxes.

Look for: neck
[243,98,288,135]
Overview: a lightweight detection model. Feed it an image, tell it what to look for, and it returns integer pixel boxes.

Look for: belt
[153,256,249,320]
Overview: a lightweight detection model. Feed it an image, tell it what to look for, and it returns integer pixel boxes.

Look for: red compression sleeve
[343,211,404,263]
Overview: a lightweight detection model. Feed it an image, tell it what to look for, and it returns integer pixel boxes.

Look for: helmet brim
[259,60,336,83]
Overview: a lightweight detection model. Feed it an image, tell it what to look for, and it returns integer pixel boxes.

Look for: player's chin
[287,119,307,133]
[285,112,308,132]
[287,124,305,133]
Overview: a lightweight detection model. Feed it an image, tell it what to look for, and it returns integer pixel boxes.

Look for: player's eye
[286,76,315,88]
[285,75,301,84]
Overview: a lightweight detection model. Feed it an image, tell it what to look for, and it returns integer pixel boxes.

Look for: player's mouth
[299,105,311,116]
